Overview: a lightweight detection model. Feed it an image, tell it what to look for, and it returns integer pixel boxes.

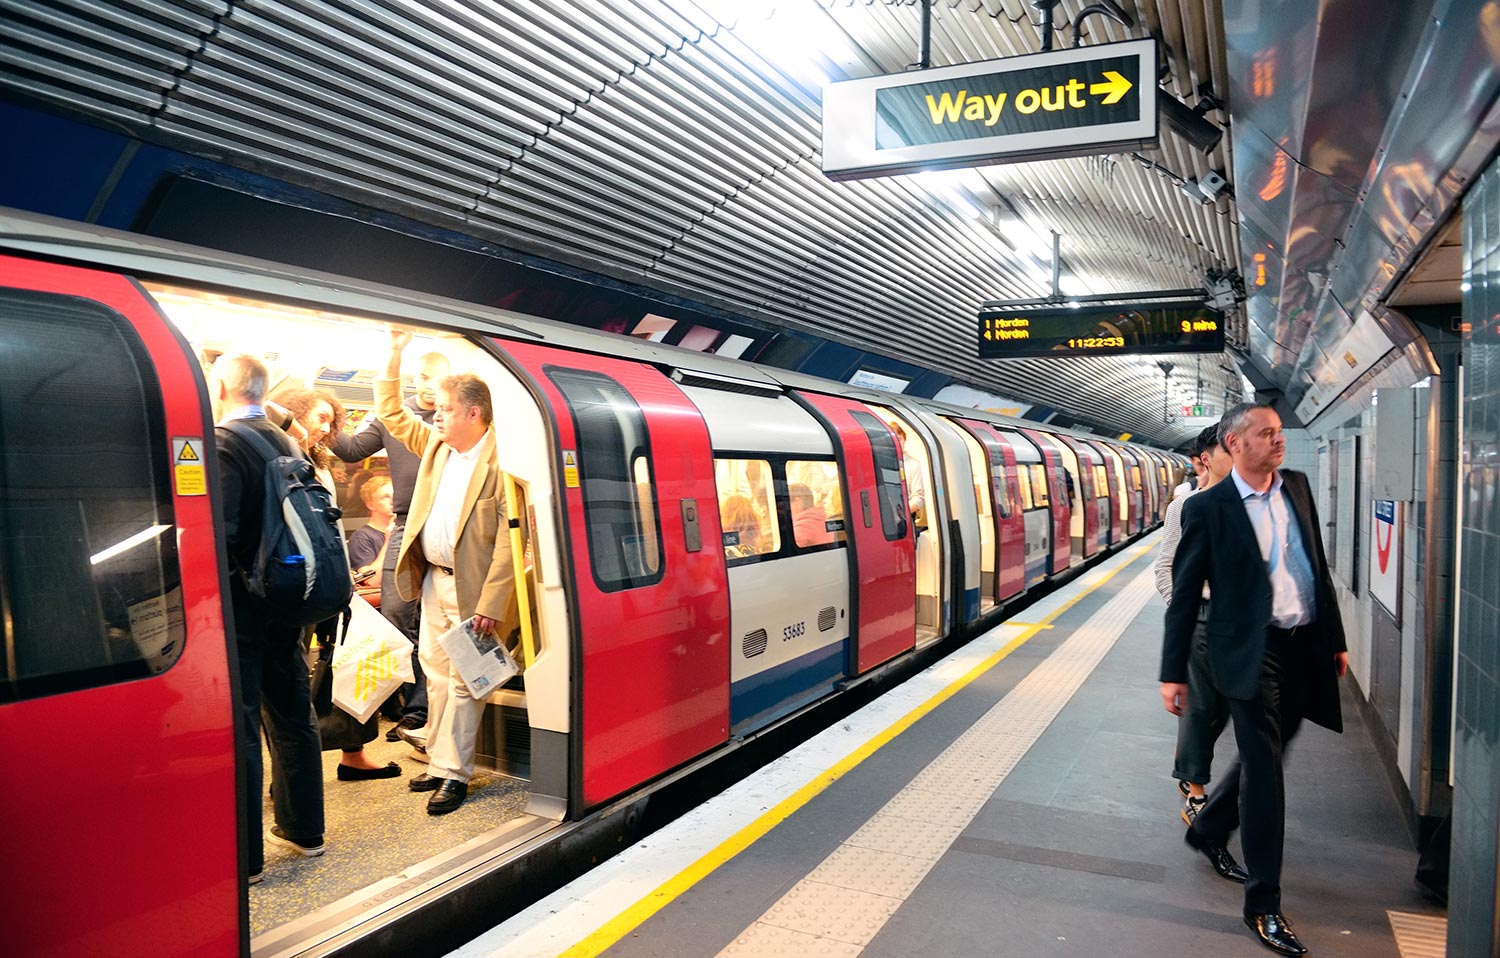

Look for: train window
[545,367,664,591]
[0,289,185,702]
[1029,464,1051,507]
[1094,464,1108,491]
[715,458,781,560]
[849,411,908,541]
[1131,466,1143,491]
[993,463,1012,519]
[786,459,847,549]
[1015,467,1035,510]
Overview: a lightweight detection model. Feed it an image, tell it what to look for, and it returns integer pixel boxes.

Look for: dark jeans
[382,519,426,722]
[232,580,324,874]
[1174,608,1230,785]
[1188,631,1311,915]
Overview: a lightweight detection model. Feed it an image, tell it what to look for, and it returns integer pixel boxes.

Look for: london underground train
[0,210,1185,958]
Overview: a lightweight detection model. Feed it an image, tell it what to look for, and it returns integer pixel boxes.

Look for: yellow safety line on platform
[560,542,1156,958]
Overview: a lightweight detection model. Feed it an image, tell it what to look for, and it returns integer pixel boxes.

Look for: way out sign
[822,39,1157,180]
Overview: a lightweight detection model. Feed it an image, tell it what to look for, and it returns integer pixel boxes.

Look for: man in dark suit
[1160,402,1348,956]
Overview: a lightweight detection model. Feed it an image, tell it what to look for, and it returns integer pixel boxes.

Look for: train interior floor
[250,729,530,938]
[463,541,1449,958]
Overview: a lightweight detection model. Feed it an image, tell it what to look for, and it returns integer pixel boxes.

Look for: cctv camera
[1198,170,1230,200]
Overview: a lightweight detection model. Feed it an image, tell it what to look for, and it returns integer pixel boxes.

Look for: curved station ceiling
[7,0,1472,444]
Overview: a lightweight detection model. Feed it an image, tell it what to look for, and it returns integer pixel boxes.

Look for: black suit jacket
[1160,469,1346,733]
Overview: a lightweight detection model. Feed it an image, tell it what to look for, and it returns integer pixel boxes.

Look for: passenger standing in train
[377,329,518,815]
[1160,402,1348,957]
[328,350,452,741]
[212,355,325,882]
[789,483,835,546]
[1153,423,1232,825]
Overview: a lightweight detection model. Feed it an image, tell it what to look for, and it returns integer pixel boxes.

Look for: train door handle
[681,497,702,552]
[861,490,873,528]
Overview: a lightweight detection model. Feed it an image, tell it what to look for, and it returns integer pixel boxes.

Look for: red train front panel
[0,258,241,956]
[495,341,730,809]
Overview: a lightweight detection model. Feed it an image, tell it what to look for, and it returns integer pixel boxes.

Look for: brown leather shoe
[1244,912,1307,955]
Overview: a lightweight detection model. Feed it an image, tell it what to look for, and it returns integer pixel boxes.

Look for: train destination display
[823,39,1157,180]
[977,302,1225,359]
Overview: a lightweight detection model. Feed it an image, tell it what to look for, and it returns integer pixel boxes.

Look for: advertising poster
[1369,499,1402,624]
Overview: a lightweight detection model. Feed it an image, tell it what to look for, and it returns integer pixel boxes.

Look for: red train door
[491,341,730,810]
[795,392,916,674]
[1020,429,1071,574]
[956,420,1025,603]
[1085,439,1125,546]
[0,257,241,957]
[1057,436,1102,556]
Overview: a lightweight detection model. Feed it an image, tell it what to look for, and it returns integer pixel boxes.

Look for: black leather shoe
[1244,912,1307,955]
[408,773,442,792]
[427,780,468,815]
[338,761,401,781]
[1185,830,1248,883]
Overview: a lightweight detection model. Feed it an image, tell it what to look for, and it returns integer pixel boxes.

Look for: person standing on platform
[213,355,325,881]
[329,350,452,740]
[1154,422,1233,825]
[376,329,517,815]
[1160,402,1348,957]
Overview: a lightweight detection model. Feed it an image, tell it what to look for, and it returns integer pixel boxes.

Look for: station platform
[452,538,1447,958]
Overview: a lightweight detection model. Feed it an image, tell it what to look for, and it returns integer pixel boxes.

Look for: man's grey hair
[218,353,269,403]
[1217,401,1273,447]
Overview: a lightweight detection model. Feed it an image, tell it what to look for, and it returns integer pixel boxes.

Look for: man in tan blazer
[377,329,517,815]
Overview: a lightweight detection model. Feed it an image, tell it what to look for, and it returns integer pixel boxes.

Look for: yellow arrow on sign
[1089,70,1132,105]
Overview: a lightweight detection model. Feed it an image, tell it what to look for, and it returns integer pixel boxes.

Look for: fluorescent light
[91,524,171,565]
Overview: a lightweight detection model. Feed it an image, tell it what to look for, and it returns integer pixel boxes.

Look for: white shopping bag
[434,615,519,698]
[331,594,416,723]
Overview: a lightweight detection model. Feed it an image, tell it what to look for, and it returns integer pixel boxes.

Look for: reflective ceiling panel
[1,0,1265,443]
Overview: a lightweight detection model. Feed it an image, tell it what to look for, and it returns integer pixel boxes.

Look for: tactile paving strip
[1388,910,1447,958]
[717,563,1159,956]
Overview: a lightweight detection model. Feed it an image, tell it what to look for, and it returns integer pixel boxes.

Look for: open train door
[0,257,241,957]
[493,341,730,810]
[1020,429,1072,574]
[955,420,1026,604]
[795,392,916,674]
[1056,435,1106,555]
[1084,439,1126,546]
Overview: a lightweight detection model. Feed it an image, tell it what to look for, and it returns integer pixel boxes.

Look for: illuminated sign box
[977,302,1225,359]
[823,39,1157,180]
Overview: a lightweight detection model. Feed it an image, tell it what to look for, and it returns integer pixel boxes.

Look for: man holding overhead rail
[376,329,518,815]
[1160,402,1347,957]
[1153,422,1232,826]
[329,349,451,740]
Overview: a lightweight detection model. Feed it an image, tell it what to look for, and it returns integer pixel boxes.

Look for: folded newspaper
[434,615,519,698]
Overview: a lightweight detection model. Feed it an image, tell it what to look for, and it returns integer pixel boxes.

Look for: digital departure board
[977,302,1225,359]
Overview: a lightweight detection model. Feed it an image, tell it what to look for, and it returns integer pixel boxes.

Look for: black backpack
[221,421,353,627]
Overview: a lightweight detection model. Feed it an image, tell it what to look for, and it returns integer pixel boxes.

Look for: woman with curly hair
[267,386,402,782]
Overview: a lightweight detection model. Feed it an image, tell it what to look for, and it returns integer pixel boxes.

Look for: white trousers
[419,569,486,783]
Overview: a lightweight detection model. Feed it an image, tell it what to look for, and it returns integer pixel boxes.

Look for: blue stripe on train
[964,587,980,621]
[731,640,848,732]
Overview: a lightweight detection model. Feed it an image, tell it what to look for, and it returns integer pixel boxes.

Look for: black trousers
[381,518,426,721]
[1174,606,1230,785]
[1187,628,1311,915]
[231,579,324,874]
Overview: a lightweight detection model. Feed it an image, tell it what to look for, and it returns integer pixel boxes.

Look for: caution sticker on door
[562,450,579,488]
[172,437,207,496]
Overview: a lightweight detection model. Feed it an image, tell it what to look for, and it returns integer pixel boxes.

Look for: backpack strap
[221,417,300,466]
